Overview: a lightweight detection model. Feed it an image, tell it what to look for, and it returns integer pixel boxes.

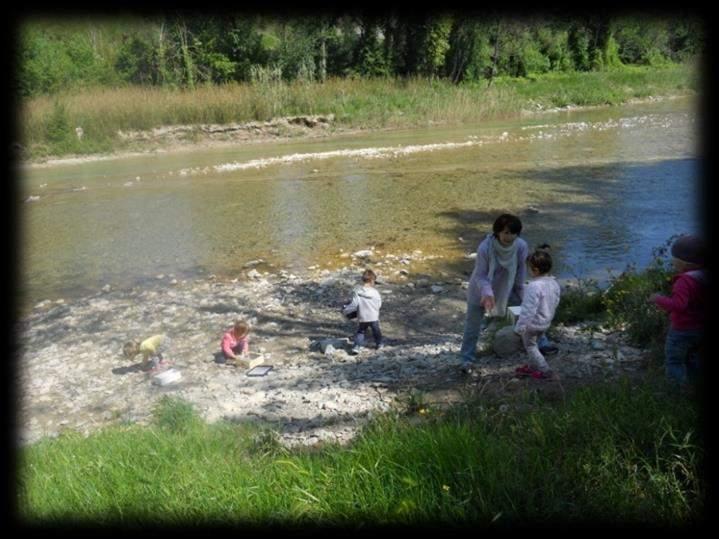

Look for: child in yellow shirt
[123,334,172,372]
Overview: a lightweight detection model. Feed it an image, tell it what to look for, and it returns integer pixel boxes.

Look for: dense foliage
[17,13,703,97]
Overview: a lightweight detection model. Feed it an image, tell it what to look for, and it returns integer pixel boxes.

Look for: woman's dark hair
[492,214,522,237]
[528,250,553,274]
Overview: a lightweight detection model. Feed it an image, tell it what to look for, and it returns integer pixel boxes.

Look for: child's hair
[528,249,553,274]
[362,269,377,283]
[492,214,523,236]
[233,320,250,338]
[123,340,140,358]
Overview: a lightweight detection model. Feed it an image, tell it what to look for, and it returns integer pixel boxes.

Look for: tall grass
[19,63,696,160]
[18,380,703,526]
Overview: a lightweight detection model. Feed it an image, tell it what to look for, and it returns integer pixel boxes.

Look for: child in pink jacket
[514,248,561,379]
[649,234,706,391]
[221,319,250,362]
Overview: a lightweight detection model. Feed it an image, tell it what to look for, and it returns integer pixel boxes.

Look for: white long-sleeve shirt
[514,275,560,334]
[343,285,382,322]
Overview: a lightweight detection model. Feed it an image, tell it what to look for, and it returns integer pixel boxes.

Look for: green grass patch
[18,379,703,526]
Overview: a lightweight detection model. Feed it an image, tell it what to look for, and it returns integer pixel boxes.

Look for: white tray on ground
[152,368,182,386]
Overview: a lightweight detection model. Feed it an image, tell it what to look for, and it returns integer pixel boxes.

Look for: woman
[460,213,538,373]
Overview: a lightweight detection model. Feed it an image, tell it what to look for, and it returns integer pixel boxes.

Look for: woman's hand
[481,296,495,312]
[647,293,660,303]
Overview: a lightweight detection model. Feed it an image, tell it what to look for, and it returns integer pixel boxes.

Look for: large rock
[493,325,523,358]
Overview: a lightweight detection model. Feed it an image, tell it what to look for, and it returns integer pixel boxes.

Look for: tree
[417,15,452,78]
[353,15,390,77]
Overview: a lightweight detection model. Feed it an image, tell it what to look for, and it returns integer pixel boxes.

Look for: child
[514,248,561,379]
[123,334,172,373]
[343,269,383,354]
[221,319,250,362]
[648,234,706,392]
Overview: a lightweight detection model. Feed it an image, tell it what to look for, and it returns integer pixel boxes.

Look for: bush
[152,396,202,433]
[602,237,676,353]
[555,278,606,324]
[45,100,71,145]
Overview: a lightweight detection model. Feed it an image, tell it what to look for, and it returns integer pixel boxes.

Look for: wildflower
[442,484,450,492]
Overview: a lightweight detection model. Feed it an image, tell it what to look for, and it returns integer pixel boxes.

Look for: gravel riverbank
[16,250,650,448]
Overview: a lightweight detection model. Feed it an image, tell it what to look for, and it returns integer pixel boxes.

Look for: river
[18,96,702,310]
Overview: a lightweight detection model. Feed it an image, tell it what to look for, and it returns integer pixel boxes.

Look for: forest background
[16,11,704,159]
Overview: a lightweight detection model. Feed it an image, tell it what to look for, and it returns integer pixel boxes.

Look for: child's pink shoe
[515,364,534,377]
[530,369,554,380]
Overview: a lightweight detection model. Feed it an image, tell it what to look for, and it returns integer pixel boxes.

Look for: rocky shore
[16,250,650,448]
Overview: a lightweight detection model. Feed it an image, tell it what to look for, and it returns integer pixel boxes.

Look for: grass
[18,379,703,527]
[19,63,697,161]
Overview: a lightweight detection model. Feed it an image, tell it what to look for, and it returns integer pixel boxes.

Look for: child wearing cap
[648,234,707,392]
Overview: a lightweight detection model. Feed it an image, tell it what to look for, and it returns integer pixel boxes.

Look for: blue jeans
[459,295,549,365]
[355,321,383,348]
[665,328,702,387]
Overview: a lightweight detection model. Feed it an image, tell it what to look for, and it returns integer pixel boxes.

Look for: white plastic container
[152,368,182,386]
[507,305,522,325]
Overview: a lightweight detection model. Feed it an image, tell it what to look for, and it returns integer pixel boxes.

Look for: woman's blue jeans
[665,328,702,387]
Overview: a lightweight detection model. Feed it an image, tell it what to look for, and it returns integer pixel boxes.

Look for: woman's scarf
[486,235,519,317]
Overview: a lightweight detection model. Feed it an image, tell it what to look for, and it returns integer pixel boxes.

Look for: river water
[19,96,702,309]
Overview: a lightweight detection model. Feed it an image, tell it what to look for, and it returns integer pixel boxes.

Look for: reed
[19,64,696,161]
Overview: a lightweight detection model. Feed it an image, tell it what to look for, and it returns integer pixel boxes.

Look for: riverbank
[19,64,697,164]
[16,251,653,449]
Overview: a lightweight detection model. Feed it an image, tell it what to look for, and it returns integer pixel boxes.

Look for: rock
[101,284,111,293]
[430,285,444,293]
[247,269,262,279]
[352,250,373,258]
[492,325,523,358]
[25,196,40,202]
[316,338,349,353]
[590,340,605,350]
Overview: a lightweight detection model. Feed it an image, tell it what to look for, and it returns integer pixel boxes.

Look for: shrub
[152,396,202,433]
[602,237,677,353]
[555,278,606,324]
[45,100,71,145]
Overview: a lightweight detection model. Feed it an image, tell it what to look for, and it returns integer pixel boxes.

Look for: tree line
[17,12,703,97]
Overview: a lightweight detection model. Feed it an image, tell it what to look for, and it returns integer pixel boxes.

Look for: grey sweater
[343,285,382,322]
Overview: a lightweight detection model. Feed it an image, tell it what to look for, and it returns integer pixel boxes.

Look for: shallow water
[19,96,701,308]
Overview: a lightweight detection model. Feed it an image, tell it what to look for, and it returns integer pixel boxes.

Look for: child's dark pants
[355,321,383,348]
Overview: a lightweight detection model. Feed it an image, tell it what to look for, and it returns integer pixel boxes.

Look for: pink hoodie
[653,269,707,331]
[221,330,249,358]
